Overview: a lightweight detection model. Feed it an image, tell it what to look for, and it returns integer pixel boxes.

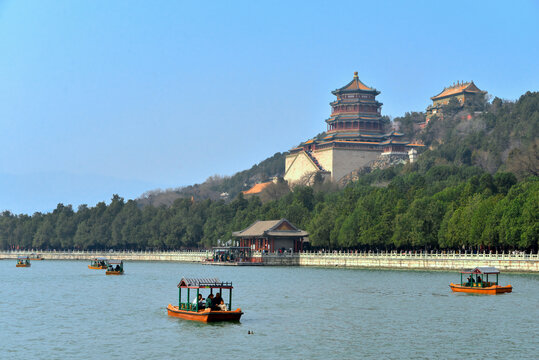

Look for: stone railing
[2,249,538,272]
[296,250,538,260]
[0,249,209,262]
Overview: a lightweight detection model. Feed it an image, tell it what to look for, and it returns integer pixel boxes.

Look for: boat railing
[179,302,198,312]
[178,302,231,312]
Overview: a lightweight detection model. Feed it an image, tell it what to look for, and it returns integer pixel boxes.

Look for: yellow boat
[88,257,108,270]
[106,260,124,275]
[167,277,243,323]
[449,267,512,295]
[16,256,31,267]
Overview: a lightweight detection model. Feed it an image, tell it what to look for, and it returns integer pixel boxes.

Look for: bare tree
[507,139,539,178]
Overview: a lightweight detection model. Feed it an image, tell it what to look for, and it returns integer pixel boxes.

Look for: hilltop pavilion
[425,81,486,123]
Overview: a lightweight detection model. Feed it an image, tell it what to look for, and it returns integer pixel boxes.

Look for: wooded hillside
[1,91,538,251]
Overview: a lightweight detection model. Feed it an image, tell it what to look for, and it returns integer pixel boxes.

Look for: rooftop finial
[354,71,358,78]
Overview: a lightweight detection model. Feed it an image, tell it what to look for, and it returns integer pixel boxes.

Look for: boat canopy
[460,267,500,274]
[93,257,108,260]
[177,277,233,289]
[108,260,123,265]
[17,256,29,259]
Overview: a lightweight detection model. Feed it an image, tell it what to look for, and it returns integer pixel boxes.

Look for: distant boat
[105,260,124,275]
[167,277,243,322]
[450,267,512,294]
[29,253,44,261]
[16,256,31,268]
[88,257,108,270]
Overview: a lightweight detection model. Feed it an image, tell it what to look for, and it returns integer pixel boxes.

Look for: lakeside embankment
[2,250,539,272]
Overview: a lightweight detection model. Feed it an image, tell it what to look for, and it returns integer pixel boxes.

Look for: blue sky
[1,0,538,214]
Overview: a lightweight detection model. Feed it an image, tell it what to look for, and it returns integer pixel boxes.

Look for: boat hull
[106,270,124,275]
[88,265,107,270]
[449,283,512,294]
[16,264,31,267]
[167,304,243,322]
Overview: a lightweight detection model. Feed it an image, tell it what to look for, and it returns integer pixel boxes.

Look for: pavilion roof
[243,181,273,195]
[431,81,484,100]
[332,72,379,94]
[233,218,309,238]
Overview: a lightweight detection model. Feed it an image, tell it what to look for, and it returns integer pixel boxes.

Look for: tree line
[1,166,537,252]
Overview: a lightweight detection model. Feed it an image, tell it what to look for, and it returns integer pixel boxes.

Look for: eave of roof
[431,81,485,100]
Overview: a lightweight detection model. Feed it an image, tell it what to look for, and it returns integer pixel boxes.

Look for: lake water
[1,260,538,359]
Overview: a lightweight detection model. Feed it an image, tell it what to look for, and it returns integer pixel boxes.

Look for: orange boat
[88,257,108,270]
[167,277,243,322]
[105,260,124,275]
[16,256,31,267]
[29,253,44,261]
[450,267,512,295]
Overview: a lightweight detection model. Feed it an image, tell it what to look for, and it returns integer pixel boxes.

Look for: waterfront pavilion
[232,218,309,253]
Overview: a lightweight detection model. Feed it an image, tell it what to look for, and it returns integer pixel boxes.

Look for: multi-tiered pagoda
[326,71,383,135]
[284,72,422,184]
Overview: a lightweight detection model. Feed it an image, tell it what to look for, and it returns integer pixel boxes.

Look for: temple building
[232,219,308,253]
[284,72,422,184]
[425,81,486,123]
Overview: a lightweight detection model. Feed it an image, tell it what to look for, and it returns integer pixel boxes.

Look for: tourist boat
[29,253,44,260]
[167,277,243,322]
[16,256,31,267]
[88,257,108,269]
[449,267,512,294]
[105,260,124,275]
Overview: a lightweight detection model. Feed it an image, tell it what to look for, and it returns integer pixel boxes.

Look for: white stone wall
[312,148,333,173]
[258,252,539,272]
[4,250,538,272]
[286,148,382,184]
[329,148,380,182]
[284,152,319,184]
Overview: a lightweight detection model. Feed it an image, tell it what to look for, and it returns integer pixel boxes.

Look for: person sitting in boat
[212,293,222,310]
[205,294,214,309]
[466,276,472,285]
[115,265,120,271]
[192,294,204,309]
[217,299,227,311]
[477,276,482,283]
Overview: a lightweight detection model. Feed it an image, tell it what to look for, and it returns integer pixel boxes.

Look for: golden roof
[336,72,374,92]
[243,181,273,195]
[431,81,484,100]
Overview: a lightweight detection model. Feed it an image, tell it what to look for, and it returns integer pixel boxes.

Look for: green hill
[1,91,538,251]
[137,152,287,206]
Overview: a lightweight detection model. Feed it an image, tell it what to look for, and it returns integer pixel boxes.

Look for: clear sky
[1,0,538,214]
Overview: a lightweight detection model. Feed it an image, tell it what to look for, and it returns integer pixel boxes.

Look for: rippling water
[1,260,538,359]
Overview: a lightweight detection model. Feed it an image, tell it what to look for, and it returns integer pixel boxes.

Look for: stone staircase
[305,150,325,171]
